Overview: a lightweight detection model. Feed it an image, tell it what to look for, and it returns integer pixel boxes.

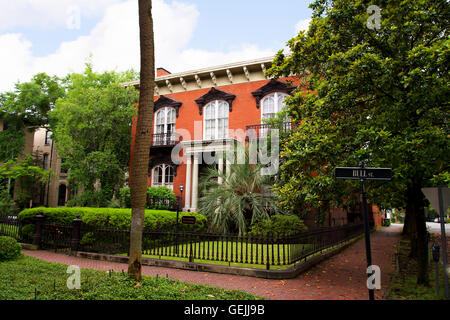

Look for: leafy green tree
[0,154,51,208]
[198,155,278,235]
[0,73,64,208]
[268,0,449,285]
[50,64,139,206]
[0,73,65,162]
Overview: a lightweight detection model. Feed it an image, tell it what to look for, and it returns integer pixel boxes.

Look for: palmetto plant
[198,158,278,235]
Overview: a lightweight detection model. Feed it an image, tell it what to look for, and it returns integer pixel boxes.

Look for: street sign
[334,164,393,300]
[181,216,196,225]
[335,167,392,181]
[422,187,450,214]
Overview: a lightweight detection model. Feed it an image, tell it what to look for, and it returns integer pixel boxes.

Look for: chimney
[157,68,171,78]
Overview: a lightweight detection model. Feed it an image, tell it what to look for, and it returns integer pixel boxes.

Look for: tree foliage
[0,73,65,162]
[50,64,138,205]
[268,0,449,285]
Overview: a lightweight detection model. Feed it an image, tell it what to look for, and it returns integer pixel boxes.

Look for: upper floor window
[261,92,288,120]
[151,164,174,190]
[204,100,229,140]
[45,130,51,145]
[155,107,176,135]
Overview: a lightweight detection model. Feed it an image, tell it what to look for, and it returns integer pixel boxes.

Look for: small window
[152,164,174,190]
[45,130,51,145]
[43,154,49,170]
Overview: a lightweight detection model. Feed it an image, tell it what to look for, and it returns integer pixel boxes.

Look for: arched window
[154,107,176,145]
[203,100,229,140]
[152,164,174,190]
[261,92,288,120]
[155,107,176,134]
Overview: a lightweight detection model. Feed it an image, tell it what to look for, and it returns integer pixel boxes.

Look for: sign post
[335,163,392,301]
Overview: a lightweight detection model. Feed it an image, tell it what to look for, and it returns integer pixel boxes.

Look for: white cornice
[122,56,275,90]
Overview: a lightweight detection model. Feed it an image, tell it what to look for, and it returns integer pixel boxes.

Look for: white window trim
[260,92,288,120]
[151,164,174,190]
[202,100,229,141]
[154,107,176,135]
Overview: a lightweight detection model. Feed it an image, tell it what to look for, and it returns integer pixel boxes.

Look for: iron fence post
[71,215,82,252]
[32,212,45,248]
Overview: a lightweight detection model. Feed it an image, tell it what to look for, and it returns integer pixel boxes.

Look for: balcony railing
[246,121,293,138]
[151,133,181,147]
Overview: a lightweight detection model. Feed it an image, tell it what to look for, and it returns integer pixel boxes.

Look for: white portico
[181,138,236,212]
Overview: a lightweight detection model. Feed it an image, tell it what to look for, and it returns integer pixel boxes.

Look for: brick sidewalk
[23,225,402,300]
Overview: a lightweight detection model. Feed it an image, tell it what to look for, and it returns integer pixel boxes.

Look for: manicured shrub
[18,207,207,233]
[19,224,35,242]
[119,187,176,210]
[147,187,177,210]
[247,215,307,237]
[0,236,22,261]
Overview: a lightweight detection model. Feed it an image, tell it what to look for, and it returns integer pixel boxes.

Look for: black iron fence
[0,213,22,240]
[0,212,364,270]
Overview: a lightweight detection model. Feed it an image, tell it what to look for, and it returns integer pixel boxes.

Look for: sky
[0,0,313,92]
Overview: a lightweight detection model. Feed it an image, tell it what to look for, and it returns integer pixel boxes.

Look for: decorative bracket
[154,95,182,118]
[194,87,236,115]
[251,79,295,109]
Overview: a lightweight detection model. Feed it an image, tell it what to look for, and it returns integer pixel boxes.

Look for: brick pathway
[23,225,402,300]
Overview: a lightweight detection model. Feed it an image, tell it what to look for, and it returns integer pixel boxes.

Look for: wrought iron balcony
[246,121,293,139]
[151,133,181,147]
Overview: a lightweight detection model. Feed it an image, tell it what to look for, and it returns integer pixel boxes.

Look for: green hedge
[0,236,22,262]
[18,207,207,233]
[247,215,307,237]
[119,187,177,210]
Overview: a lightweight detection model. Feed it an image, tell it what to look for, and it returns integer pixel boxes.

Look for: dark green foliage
[66,190,112,208]
[119,187,176,210]
[247,215,308,237]
[18,207,207,233]
[147,187,177,209]
[119,187,131,208]
[0,187,18,215]
[19,224,35,242]
[0,236,22,262]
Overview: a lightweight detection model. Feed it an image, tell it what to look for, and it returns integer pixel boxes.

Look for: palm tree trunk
[128,0,155,281]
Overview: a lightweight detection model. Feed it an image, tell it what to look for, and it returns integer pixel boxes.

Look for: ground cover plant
[0,255,261,300]
[387,234,448,300]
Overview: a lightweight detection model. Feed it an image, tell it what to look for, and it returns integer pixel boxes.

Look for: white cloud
[295,18,312,33]
[0,0,124,31]
[0,0,274,92]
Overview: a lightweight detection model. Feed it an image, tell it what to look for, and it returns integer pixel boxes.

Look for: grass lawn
[0,255,262,300]
[139,240,314,270]
[116,240,343,270]
[387,235,448,300]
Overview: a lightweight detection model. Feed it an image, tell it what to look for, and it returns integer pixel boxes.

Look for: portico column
[226,158,231,178]
[191,153,199,211]
[218,154,224,184]
[184,154,192,210]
